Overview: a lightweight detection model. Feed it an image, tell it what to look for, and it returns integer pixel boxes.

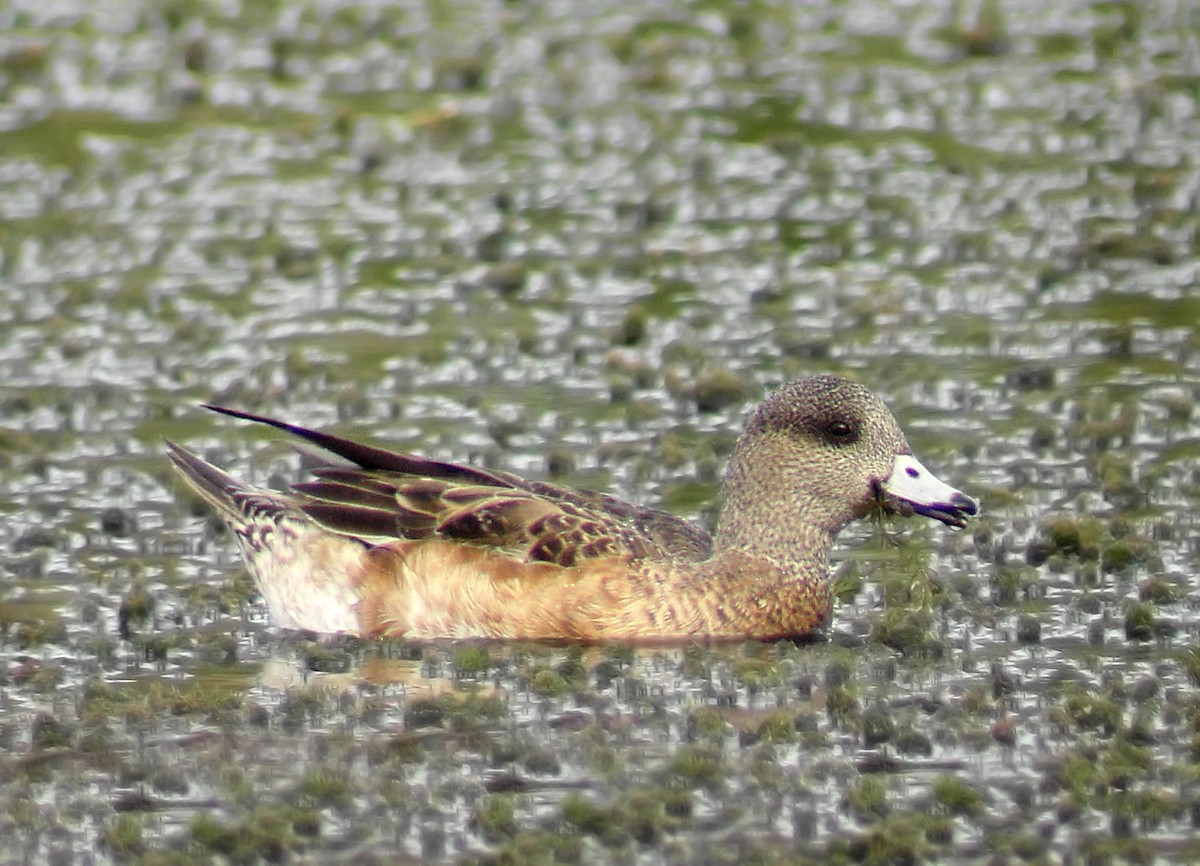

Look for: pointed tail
[166,439,365,634]
[165,439,256,523]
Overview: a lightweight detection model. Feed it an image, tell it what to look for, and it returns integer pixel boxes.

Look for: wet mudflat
[1,0,1199,863]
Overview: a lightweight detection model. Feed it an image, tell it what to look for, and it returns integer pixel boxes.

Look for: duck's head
[717,375,978,548]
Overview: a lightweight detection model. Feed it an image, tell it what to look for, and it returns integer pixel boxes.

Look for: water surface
[1,0,1198,863]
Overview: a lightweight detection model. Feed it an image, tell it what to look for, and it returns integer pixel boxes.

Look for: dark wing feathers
[302,502,408,540]
[204,405,519,488]
[207,406,713,565]
[291,479,399,512]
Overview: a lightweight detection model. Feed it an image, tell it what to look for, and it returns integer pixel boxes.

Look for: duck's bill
[879,454,978,529]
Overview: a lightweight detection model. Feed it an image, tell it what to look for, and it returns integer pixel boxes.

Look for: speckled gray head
[717,375,977,548]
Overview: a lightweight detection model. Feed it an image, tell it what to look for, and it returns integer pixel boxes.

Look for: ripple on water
[1,0,1200,863]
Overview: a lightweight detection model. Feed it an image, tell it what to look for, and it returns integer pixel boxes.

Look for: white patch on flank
[236,519,363,634]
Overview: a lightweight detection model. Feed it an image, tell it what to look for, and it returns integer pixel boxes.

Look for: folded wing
[205,406,713,568]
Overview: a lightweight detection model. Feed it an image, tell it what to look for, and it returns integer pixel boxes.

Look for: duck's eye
[829,420,854,440]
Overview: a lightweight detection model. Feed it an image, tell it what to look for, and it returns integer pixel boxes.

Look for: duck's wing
[205,406,713,567]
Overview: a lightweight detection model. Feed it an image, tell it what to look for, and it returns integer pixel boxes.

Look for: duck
[166,375,977,641]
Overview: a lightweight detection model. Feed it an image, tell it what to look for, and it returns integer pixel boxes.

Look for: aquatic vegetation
[1,0,1199,863]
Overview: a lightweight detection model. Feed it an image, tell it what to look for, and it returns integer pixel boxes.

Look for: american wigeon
[167,375,977,640]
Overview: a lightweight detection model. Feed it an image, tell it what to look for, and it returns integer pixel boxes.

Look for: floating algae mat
[2,0,1200,863]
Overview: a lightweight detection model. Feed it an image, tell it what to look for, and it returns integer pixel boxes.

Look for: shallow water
[1,0,1199,863]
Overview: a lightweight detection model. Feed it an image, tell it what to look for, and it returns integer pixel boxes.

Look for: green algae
[0,110,178,166]
[0,0,1198,863]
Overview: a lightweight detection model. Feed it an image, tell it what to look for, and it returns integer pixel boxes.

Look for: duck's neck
[713,435,848,571]
[710,457,840,638]
[714,509,834,576]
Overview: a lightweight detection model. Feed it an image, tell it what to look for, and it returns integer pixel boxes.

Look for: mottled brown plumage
[166,375,977,641]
